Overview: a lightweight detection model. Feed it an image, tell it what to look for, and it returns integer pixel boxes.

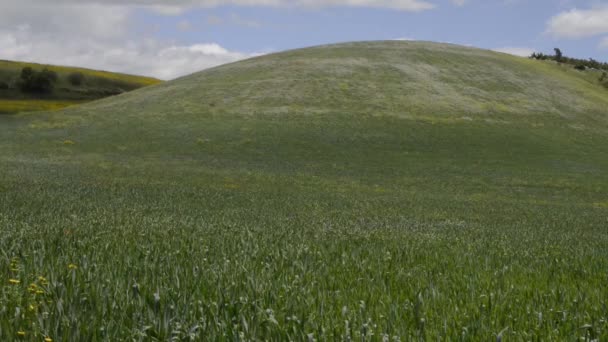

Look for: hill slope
[1,41,608,340]
[0,59,161,114]
[65,41,608,119]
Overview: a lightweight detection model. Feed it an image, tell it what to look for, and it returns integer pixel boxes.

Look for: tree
[554,48,563,63]
[67,72,85,86]
[21,67,34,80]
[18,67,58,93]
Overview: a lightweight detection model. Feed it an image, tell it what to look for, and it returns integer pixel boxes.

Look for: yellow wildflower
[68,264,78,270]
[45,337,53,342]
[38,276,49,286]
[9,279,20,285]
[17,331,26,337]
[36,290,45,295]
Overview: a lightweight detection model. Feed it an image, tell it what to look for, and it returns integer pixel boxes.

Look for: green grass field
[0,60,160,114]
[1,41,608,340]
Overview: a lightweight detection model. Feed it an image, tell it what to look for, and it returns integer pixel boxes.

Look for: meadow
[1,41,608,340]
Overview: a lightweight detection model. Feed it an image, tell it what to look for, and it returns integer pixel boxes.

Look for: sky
[0,0,607,80]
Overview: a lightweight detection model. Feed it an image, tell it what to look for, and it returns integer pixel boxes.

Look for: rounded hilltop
[72,40,608,121]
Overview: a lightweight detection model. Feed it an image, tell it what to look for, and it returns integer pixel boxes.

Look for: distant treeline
[0,66,141,97]
[0,67,90,94]
[530,48,608,71]
[530,48,608,88]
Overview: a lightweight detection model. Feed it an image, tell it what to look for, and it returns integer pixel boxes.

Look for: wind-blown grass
[1,41,607,340]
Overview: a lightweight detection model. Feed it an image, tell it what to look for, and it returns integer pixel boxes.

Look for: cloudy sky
[0,0,607,80]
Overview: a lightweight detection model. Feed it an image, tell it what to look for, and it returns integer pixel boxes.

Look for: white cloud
[451,0,467,6]
[547,7,608,39]
[0,29,258,80]
[0,2,130,41]
[0,0,435,80]
[492,47,535,57]
[0,2,264,80]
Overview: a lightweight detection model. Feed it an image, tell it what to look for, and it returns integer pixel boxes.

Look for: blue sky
[1,0,607,79]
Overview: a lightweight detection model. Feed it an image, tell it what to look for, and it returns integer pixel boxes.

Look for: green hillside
[1,41,608,340]
[0,60,161,114]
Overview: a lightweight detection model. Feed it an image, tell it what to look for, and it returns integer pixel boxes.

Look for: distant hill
[61,40,607,124]
[0,60,161,114]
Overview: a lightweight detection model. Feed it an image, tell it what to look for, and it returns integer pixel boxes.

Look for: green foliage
[0,60,161,114]
[67,71,85,86]
[530,51,608,71]
[600,72,608,88]
[18,67,58,93]
[554,47,563,63]
[574,64,586,71]
[1,41,608,340]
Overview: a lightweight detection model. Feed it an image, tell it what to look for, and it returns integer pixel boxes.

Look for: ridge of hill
[73,41,608,120]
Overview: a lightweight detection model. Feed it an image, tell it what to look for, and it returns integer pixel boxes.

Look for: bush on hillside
[0,81,9,90]
[18,67,58,93]
[68,72,85,86]
[601,72,608,88]
[574,64,586,71]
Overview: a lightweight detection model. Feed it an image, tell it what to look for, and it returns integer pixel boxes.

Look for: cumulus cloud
[0,0,438,80]
[547,7,608,39]
[0,2,264,79]
[492,47,535,57]
[0,29,257,80]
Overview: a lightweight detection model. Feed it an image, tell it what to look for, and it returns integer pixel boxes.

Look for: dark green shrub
[574,64,586,71]
[18,67,58,93]
[68,72,85,86]
[0,81,9,89]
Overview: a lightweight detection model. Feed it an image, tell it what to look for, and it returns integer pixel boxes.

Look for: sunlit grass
[0,99,86,114]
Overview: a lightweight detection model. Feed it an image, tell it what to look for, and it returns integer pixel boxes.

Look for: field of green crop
[1,41,608,340]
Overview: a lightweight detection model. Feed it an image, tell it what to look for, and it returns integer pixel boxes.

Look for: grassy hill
[0,60,161,114]
[1,41,608,340]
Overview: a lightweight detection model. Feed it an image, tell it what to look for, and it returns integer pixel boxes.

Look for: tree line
[530,48,608,71]
[0,67,87,94]
[530,48,608,88]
